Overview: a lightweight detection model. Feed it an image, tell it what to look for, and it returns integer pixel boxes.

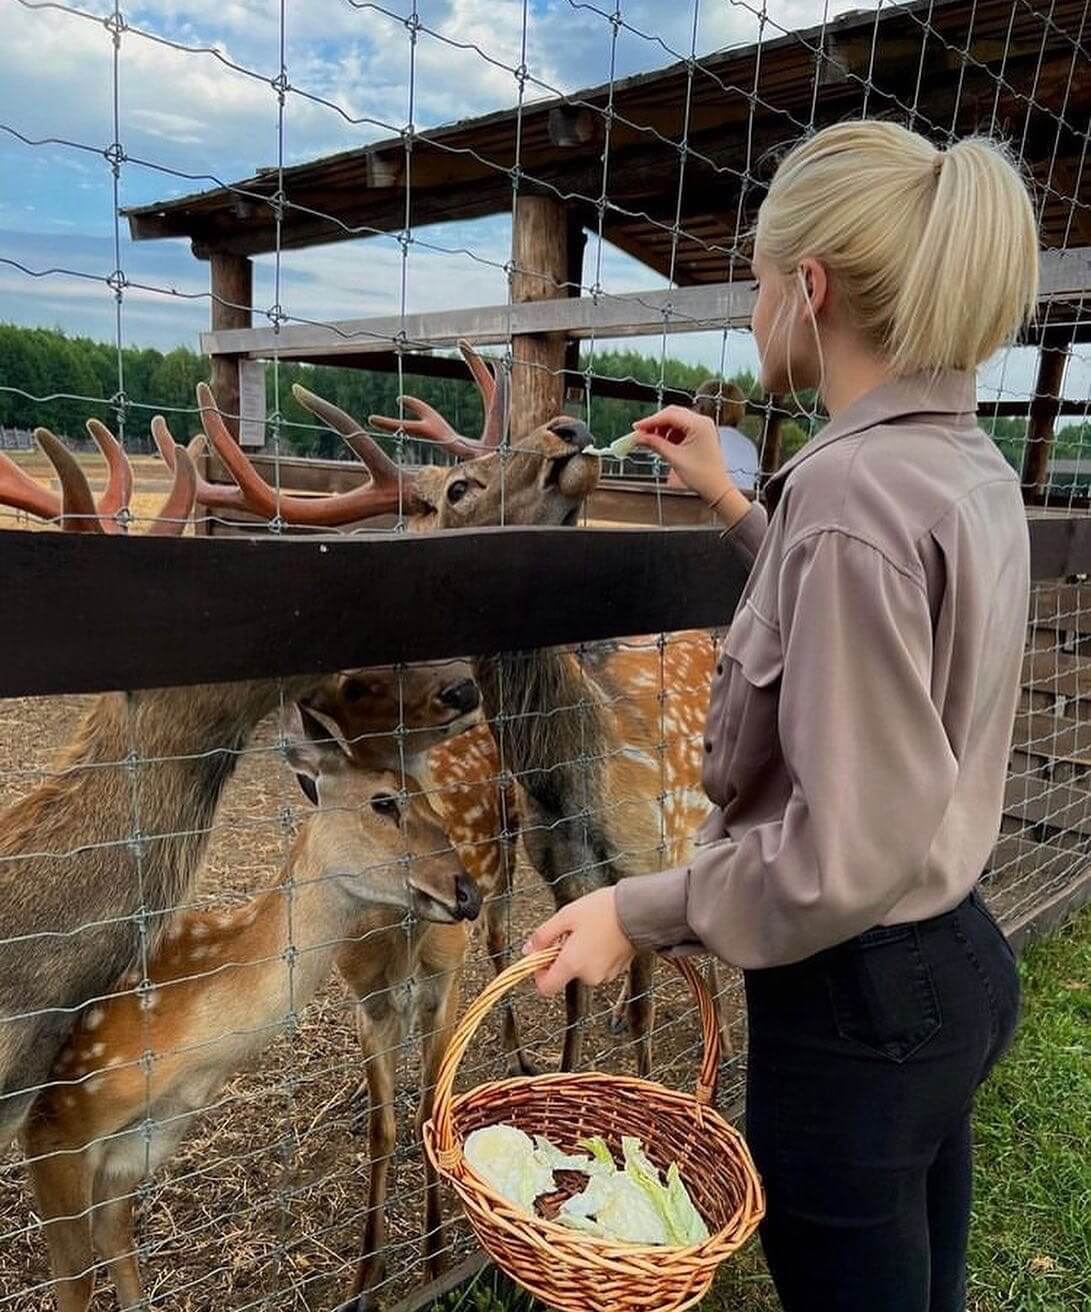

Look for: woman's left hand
[524,887,636,997]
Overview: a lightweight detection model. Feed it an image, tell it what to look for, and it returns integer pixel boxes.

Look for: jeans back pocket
[827,924,943,1062]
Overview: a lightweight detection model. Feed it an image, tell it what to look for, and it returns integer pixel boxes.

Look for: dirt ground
[0,443,748,1312]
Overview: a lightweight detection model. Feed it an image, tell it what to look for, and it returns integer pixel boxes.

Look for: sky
[0,0,1087,413]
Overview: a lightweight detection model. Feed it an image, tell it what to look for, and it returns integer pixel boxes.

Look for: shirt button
[704,739,713,754]
[716,662,724,676]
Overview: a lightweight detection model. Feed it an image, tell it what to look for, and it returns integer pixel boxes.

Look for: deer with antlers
[177,350,729,1081]
[0,422,348,1145]
[23,689,482,1312]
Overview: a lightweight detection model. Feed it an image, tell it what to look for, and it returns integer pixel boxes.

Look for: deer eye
[342,678,365,703]
[446,478,470,505]
[370,794,401,821]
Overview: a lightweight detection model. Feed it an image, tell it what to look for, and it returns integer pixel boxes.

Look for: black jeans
[743,889,1021,1312]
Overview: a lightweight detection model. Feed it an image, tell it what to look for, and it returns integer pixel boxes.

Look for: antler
[0,417,135,530]
[0,449,62,520]
[31,422,196,536]
[191,381,404,526]
[33,430,104,534]
[85,418,134,519]
[367,339,510,458]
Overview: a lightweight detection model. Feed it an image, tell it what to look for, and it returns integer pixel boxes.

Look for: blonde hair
[754,121,1039,376]
[693,377,746,427]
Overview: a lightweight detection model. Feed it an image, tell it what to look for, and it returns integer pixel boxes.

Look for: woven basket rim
[423,1070,761,1259]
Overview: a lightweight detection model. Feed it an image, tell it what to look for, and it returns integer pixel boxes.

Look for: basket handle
[430,945,721,1168]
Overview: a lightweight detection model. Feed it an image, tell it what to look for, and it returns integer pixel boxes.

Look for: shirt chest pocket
[708,603,785,781]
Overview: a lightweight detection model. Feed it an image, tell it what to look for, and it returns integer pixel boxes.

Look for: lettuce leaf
[464,1125,709,1246]
[464,1125,554,1211]
[621,1137,709,1246]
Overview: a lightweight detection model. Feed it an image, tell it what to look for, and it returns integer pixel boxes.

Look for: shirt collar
[764,369,978,506]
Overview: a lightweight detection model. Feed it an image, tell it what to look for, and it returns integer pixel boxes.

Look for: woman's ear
[798,258,829,319]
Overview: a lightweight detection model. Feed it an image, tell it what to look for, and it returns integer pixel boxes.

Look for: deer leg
[609,975,630,1036]
[89,1178,143,1311]
[348,1004,401,1310]
[26,1147,97,1312]
[627,952,656,1079]
[560,980,589,1073]
[414,961,463,1282]
[483,858,537,1079]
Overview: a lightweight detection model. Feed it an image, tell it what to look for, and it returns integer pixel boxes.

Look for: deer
[174,351,730,1084]
[22,695,481,1312]
[0,404,424,1144]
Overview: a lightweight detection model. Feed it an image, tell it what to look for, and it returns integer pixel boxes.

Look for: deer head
[303,660,482,772]
[283,702,481,924]
[173,342,600,532]
[0,417,196,536]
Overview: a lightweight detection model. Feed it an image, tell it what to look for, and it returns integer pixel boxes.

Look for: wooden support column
[208,252,253,439]
[512,195,569,428]
[759,395,786,481]
[1022,326,1074,502]
[563,213,588,405]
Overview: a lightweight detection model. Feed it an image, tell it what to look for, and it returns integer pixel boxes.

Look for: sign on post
[238,359,267,449]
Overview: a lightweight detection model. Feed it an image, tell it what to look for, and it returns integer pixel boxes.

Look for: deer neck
[0,676,317,906]
[473,648,618,898]
[177,830,368,1032]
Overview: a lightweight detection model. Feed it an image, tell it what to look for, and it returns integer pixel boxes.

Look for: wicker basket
[423,947,765,1312]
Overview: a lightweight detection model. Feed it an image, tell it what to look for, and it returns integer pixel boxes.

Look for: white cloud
[2,0,1087,419]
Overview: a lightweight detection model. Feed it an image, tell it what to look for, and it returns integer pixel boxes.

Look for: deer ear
[282,702,352,797]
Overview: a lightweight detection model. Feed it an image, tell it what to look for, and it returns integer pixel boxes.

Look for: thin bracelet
[708,485,732,514]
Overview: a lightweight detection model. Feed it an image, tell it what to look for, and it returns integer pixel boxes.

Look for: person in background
[666,377,760,492]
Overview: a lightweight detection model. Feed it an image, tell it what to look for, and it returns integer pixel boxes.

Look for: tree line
[3,323,1082,474]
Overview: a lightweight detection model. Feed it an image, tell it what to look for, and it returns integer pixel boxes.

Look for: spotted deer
[23,699,480,1312]
[0,424,359,1144]
[308,670,527,1077]
[178,352,731,1080]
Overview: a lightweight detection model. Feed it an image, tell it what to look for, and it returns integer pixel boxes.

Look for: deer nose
[454,873,482,922]
[546,417,591,448]
[440,678,480,714]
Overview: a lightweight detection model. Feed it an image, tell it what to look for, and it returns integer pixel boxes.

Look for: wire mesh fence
[1,0,1090,1309]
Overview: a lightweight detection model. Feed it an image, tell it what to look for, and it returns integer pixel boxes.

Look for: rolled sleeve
[616,866,696,951]
[723,502,768,568]
[618,529,960,969]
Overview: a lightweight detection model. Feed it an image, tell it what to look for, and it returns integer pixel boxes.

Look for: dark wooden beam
[0,526,750,698]
[1022,326,1076,497]
[512,195,570,428]
[208,253,253,440]
[1027,514,1091,580]
[294,351,696,407]
[2,515,1087,700]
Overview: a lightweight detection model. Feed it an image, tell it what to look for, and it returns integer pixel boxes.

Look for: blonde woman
[528,121,1036,1311]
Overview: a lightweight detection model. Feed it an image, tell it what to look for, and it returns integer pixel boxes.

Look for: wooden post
[563,213,587,406]
[512,195,569,428]
[208,252,253,440]
[1022,326,1074,501]
[760,394,786,481]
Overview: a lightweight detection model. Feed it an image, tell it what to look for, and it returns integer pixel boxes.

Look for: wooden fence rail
[2,514,1090,700]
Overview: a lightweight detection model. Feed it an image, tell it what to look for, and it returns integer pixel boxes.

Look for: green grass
[706,907,1091,1312]
[428,907,1090,1312]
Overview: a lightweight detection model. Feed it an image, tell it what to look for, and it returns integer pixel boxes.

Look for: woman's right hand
[633,406,735,508]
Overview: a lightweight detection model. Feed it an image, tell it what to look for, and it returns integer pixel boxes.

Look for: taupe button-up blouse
[615,370,1030,969]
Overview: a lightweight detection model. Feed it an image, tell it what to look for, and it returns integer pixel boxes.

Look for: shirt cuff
[615,867,697,952]
[723,502,768,568]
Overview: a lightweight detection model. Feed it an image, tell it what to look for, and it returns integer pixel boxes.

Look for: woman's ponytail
[891,137,1039,374]
[755,122,1040,375]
